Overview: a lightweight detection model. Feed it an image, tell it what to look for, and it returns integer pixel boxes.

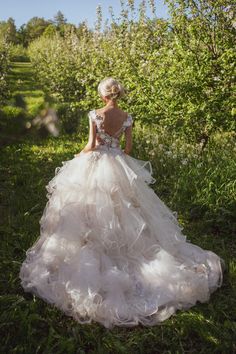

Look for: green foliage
[24,17,51,45]
[43,24,58,38]
[56,102,83,134]
[0,38,10,104]
[164,0,236,139]
[27,0,235,141]
[0,17,17,44]
[8,43,29,62]
[53,10,67,26]
[0,11,76,48]
[28,30,85,103]
[133,123,236,235]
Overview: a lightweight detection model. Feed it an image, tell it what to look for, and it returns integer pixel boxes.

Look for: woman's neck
[105,100,118,109]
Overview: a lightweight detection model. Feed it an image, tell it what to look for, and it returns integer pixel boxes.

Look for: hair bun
[111,85,119,94]
[98,77,126,100]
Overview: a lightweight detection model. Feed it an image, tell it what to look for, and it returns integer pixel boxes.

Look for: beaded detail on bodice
[89,110,133,149]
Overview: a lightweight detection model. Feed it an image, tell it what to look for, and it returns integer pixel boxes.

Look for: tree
[17,24,28,47]
[25,17,51,44]
[43,24,57,38]
[164,0,236,139]
[53,11,67,27]
[0,18,17,44]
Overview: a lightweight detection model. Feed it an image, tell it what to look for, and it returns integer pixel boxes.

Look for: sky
[0,0,169,29]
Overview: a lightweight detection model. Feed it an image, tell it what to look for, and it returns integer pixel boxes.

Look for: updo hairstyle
[98,77,125,100]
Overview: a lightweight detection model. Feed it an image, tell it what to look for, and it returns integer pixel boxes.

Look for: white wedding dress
[19,109,225,328]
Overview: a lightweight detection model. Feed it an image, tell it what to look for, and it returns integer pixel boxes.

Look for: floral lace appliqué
[90,110,132,149]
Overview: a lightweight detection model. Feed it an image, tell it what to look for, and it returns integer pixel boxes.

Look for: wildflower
[181,158,188,165]
[165,151,172,156]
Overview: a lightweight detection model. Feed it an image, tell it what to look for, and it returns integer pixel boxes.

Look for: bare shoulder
[95,107,104,114]
[96,107,128,120]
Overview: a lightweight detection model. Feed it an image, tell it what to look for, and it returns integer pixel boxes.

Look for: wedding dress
[19,109,225,328]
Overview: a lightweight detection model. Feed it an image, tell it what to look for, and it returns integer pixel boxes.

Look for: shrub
[133,122,236,235]
[9,44,30,62]
[28,0,235,142]
[0,38,10,104]
[56,102,82,134]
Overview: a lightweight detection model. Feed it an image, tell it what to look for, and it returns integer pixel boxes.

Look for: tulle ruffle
[19,147,224,328]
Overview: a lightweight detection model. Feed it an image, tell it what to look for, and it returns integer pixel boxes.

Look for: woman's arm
[124,125,132,155]
[75,117,96,156]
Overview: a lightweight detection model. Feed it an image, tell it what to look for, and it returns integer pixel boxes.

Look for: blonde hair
[98,77,125,100]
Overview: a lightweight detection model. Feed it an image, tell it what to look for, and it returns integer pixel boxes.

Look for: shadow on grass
[8,62,42,93]
[12,93,27,109]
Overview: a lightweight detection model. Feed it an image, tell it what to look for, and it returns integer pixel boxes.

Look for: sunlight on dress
[19,110,225,328]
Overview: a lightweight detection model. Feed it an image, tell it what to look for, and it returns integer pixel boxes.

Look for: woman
[19,77,225,329]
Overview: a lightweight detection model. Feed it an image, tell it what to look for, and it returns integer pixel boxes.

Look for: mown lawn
[0,62,235,354]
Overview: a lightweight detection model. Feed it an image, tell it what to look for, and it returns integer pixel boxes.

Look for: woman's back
[95,107,128,137]
[88,107,133,151]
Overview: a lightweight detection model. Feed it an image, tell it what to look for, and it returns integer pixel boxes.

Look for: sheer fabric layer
[19,148,224,328]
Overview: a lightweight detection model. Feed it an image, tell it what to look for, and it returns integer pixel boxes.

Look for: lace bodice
[88,109,133,149]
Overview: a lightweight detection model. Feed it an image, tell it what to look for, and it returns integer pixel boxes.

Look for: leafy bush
[56,102,83,134]
[133,123,236,235]
[28,31,85,103]
[9,44,30,62]
[0,38,10,104]
[28,0,235,141]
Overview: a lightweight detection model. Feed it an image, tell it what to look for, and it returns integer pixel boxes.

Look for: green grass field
[0,62,235,354]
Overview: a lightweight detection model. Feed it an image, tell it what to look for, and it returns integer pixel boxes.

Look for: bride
[19,77,225,329]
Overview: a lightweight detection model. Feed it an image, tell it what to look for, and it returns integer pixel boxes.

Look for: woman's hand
[74,148,93,157]
[74,152,83,157]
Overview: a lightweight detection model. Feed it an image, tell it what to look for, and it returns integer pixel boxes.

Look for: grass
[0,62,46,147]
[0,61,235,354]
[8,62,45,113]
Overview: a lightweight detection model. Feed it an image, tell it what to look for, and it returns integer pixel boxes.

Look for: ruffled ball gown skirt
[19,146,224,328]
